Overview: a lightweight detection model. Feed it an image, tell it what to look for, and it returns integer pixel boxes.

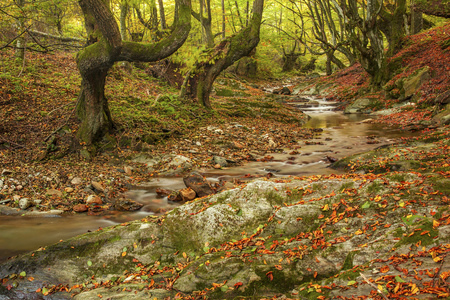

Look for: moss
[342,250,359,271]
[367,181,383,194]
[339,182,355,190]
[395,219,439,248]
[264,190,285,206]
[428,175,450,196]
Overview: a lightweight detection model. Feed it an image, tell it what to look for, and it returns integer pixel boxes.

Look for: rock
[344,98,379,114]
[1,169,13,175]
[18,198,31,210]
[0,179,3,189]
[168,192,182,202]
[124,166,133,176]
[435,90,450,104]
[232,141,244,149]
[212,156,228,167]
[33,199,42,205]
[73,204,88,213]
[16,185,23,191]
[183,172,215,198]
[180,188,196,201]
[160,155,193,175]
[280,86,291,95]
[402,66,431,99]
[213,164,222,169]
[91,181,105,193]
[71,177,82,185]
[86,195,102,205]
[46,189,62,197]
[155,188,172,197]
[114,199,143,211]
[65,187,74,193]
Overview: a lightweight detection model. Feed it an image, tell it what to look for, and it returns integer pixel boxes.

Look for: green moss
[367,181,383,194]
[339,182,355,190]
[342,250,359,271]
[264,190,285,205]
[395,219,439,248]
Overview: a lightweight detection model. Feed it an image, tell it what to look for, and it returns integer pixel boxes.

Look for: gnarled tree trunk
[180,0,264,108]
[76,0,191,145]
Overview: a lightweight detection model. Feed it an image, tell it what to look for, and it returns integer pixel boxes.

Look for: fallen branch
[360,272,389,300]
[28,29,84,43]
[0,138,25,148]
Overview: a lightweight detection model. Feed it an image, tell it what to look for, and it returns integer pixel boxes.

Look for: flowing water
[0,97,412,262]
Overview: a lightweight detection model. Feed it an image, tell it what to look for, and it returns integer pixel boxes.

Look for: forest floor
[0,22,450,300]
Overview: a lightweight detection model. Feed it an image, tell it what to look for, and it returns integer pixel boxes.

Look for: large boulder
[1,172,449,299]
[402,66,431,100]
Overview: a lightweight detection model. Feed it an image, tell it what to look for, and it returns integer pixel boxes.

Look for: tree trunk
[76,0,191,145]
[180,0,263,108]
[410,0,423,34]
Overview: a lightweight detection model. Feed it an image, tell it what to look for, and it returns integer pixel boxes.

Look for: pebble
[33,199,42,205]
[73,204,88,213]
[91,181,105,192]
[71,177,82,185]
[46,189,63,197]
[65,187,74,193]
[86,195,102,205]
[19,198,31,210]
[0,179,3,189]
[124,166,132,176]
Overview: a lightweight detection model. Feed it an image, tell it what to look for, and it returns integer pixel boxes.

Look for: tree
[180,0,264,108]
[336,0,407,86]
[413,0,450,18]
[76,0,191,145]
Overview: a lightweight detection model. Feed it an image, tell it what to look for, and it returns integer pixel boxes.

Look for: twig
[0,137,25,148]
[360,272,389,300]
[47,101,76,116]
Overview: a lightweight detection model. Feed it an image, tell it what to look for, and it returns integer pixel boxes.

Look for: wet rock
[86,195,102,205]
[212,156,228,167]
[155,188,172,197]
[73,204,88,213]
[114,199,143,211]
[71,177,82,185]
[180,187,196,201]
[183,172,215,198]
[168,191,182,202]
[344,97,379,114]
[18,198,31,210]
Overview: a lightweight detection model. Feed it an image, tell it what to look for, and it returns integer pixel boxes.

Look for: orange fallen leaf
[266,271,273,281]
[380,265,390,273]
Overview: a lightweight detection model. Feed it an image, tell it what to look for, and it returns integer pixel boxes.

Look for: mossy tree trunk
[76,0,191,145]
[412,0,450,18]
[180,0,263,108]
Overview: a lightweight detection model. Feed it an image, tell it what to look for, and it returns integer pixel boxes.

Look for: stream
[0,97,412,262]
